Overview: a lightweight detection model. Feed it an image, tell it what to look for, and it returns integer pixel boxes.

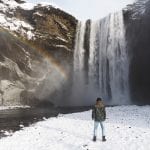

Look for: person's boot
[102,136,106,142]
[93,136,96,142]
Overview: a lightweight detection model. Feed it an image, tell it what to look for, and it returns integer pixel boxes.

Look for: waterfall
[89,11,130,105]
[72,11,130,106]
[74,21,86,74]
[71,21,87,106]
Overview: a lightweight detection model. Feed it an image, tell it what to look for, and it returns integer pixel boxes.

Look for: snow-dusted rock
[0,0,77,50]
[0,0,77,106]
[123,0,150,20]
[0,80,25,105]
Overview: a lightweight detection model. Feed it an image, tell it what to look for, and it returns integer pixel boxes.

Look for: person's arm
[92,107,95,120]
[103,107,106,120]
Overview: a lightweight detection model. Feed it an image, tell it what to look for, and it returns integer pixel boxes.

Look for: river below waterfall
[0,106,91,138]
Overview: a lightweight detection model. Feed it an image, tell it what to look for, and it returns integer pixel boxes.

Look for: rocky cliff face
[124,0,150,104]
[1,0,150,106]
[0,0,77,106]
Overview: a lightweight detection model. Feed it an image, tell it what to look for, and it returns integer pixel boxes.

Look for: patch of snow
[125,0,149,19]
[3,131,12,136]
[33,12,43,17]
[1,0,18,10]
[20,2,35,10]
[36,2,60,9]
[56,36,68,43]
[0,0,63,39]
[0,0,35,40]
[0,3,8,13]
[0,105,30,110]
[26,30,35,40]
[19,124,24,128]
[0,13,35,40]
[55,45,71,51]
[0,105,150,150]
[56,20,69,31]
[1,0,61,11]
[1,0,35,10]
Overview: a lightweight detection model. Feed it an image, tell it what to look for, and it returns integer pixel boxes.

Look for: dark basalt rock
[124,0,150,104]
[14,0,25,4]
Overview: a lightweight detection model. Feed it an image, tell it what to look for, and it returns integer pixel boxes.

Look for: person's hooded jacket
[92,101,106,122]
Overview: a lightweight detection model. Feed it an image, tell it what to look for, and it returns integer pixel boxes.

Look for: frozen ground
[0,105,150,150]
[0,105,30,110]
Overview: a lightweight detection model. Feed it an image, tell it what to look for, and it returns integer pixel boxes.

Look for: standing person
[92,97,106,142]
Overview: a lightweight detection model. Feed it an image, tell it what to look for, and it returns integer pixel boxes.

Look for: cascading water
[72,11,130,106]
[74,21,86,75]
[71,21,87,106]
[89,11,130,105]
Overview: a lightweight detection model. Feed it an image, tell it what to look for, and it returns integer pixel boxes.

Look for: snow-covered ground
[0,105,150,150]
[0,105,30,110]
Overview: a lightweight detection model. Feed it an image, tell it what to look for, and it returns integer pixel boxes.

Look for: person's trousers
[93,121,105,137]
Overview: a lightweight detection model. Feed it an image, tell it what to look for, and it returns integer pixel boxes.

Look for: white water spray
[72,11,130,105]
[71,21,87,106]
[89,11,130,105]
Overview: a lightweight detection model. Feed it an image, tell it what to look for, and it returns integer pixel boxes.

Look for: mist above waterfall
[69,10,130,106]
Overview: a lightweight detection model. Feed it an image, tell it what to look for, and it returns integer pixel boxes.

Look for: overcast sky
[27,0,135,20]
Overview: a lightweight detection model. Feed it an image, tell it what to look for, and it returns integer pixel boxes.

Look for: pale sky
[26,0,135,20]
